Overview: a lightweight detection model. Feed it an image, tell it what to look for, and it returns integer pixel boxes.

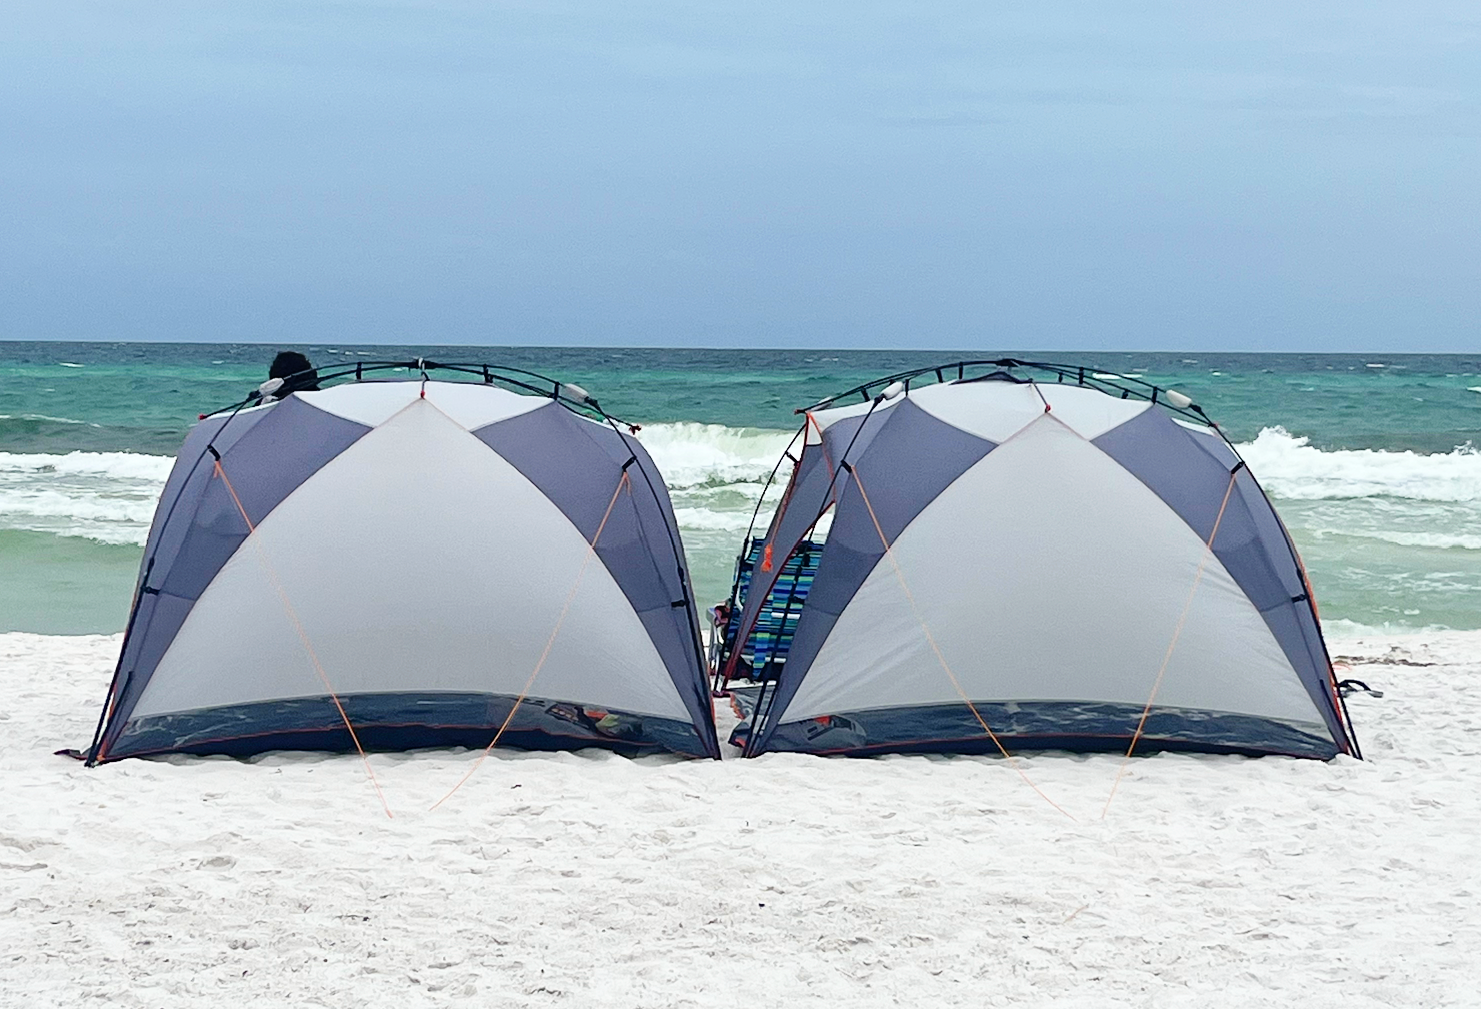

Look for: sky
[2,2,1478,350]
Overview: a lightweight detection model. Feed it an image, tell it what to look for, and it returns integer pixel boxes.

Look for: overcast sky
[3,2,1478,350]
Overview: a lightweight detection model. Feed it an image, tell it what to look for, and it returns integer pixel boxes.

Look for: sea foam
[10,426,1481,583]
[1236,427,1481,502]
[0,451,173,545]
[632,422,794,490]
[0,451,175,481]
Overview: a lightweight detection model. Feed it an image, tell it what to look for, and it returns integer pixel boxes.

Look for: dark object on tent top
[207,357,624,427]
[267,351,321,394]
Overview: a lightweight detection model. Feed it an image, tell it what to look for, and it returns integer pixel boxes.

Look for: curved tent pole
[740,540,812,757]
[1230,463,1362,759]
[1192,410,1361,759]
[723,399,887,689]
[797,358,1212,428]
[1249,485,1360,757]
[735,394,892,748]
[86,391,263,765]
[198,360,641,429]
[598,415,722,759]
[740,427,806,549]
[712,426,806,692]
[84,556,152,765]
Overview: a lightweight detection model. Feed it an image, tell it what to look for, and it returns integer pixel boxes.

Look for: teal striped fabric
[722,539,824,680]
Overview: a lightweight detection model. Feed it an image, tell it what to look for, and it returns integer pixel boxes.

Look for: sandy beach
[2,629,1475,1007]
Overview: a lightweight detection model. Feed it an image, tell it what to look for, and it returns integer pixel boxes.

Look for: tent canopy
[724,360,1359,761]
[89,364,719,762]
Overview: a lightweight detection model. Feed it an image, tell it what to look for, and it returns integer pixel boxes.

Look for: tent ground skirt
[756,700,1341,759]
[101,691,712,761]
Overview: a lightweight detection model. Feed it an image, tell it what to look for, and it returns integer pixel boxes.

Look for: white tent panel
[298,381,548,431]
[782,414,1326,729]
[133,399,690,723]
[908,381,1150,443]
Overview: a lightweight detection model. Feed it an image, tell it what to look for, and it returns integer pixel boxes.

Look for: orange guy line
[851,470,1076,822]
[214,458,394,819]
[1101,467,1240,819]
[430,471,632,810]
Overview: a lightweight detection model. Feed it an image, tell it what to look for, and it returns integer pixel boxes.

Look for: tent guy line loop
[848,468,1077,822]
[430,470,633,811]
[1101,466,1241,820]
[212,458,395,819]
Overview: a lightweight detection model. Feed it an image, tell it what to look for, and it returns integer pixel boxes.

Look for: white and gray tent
[720,361,1360,761]
[87,362,720,763]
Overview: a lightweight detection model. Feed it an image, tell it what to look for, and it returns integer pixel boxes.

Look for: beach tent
[722,361,1360,760]
[87,363,720,763]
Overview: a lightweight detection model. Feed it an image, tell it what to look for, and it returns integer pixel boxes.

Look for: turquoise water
[5,341,1481,634]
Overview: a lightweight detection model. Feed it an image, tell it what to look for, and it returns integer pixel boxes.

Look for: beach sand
[1,631,1476,1007]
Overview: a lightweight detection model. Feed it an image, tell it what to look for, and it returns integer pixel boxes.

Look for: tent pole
[744,676,771,756]
[743,541,811,756]
[84,555,153,766]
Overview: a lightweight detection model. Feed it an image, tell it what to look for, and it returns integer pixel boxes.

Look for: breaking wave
[0,412,98,427]
[1236,427,1481,503]
[671,507,759,533]
[0,451,175,481]
[1309,528,1481,551]
[632,422,795,490]
[9,424,1481,562]
[0,451,173,545]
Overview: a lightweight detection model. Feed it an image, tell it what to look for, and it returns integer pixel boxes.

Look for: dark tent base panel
[99,692,712,762]
[736,698,1341,759]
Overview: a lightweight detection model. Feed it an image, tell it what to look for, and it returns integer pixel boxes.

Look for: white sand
[2,631,1477,1007]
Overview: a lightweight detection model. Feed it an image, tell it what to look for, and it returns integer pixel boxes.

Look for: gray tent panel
[723,434,838,678]
[475,403,719,758]
[135,406,279,579]
[829,401,992,582]
[98,398,371,759]
[750,400,993,751]
[1092,408,1347,745]
[724,407,896,680]
[1094,411,1295,611]
[1184,424,1242,468]
[152,398,371,601]
[1228,467,1348,746]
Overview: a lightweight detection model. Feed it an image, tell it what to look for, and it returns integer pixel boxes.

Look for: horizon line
[2,338,1477,358]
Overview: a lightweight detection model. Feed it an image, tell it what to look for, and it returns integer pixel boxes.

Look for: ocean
[3,341,1481,637]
